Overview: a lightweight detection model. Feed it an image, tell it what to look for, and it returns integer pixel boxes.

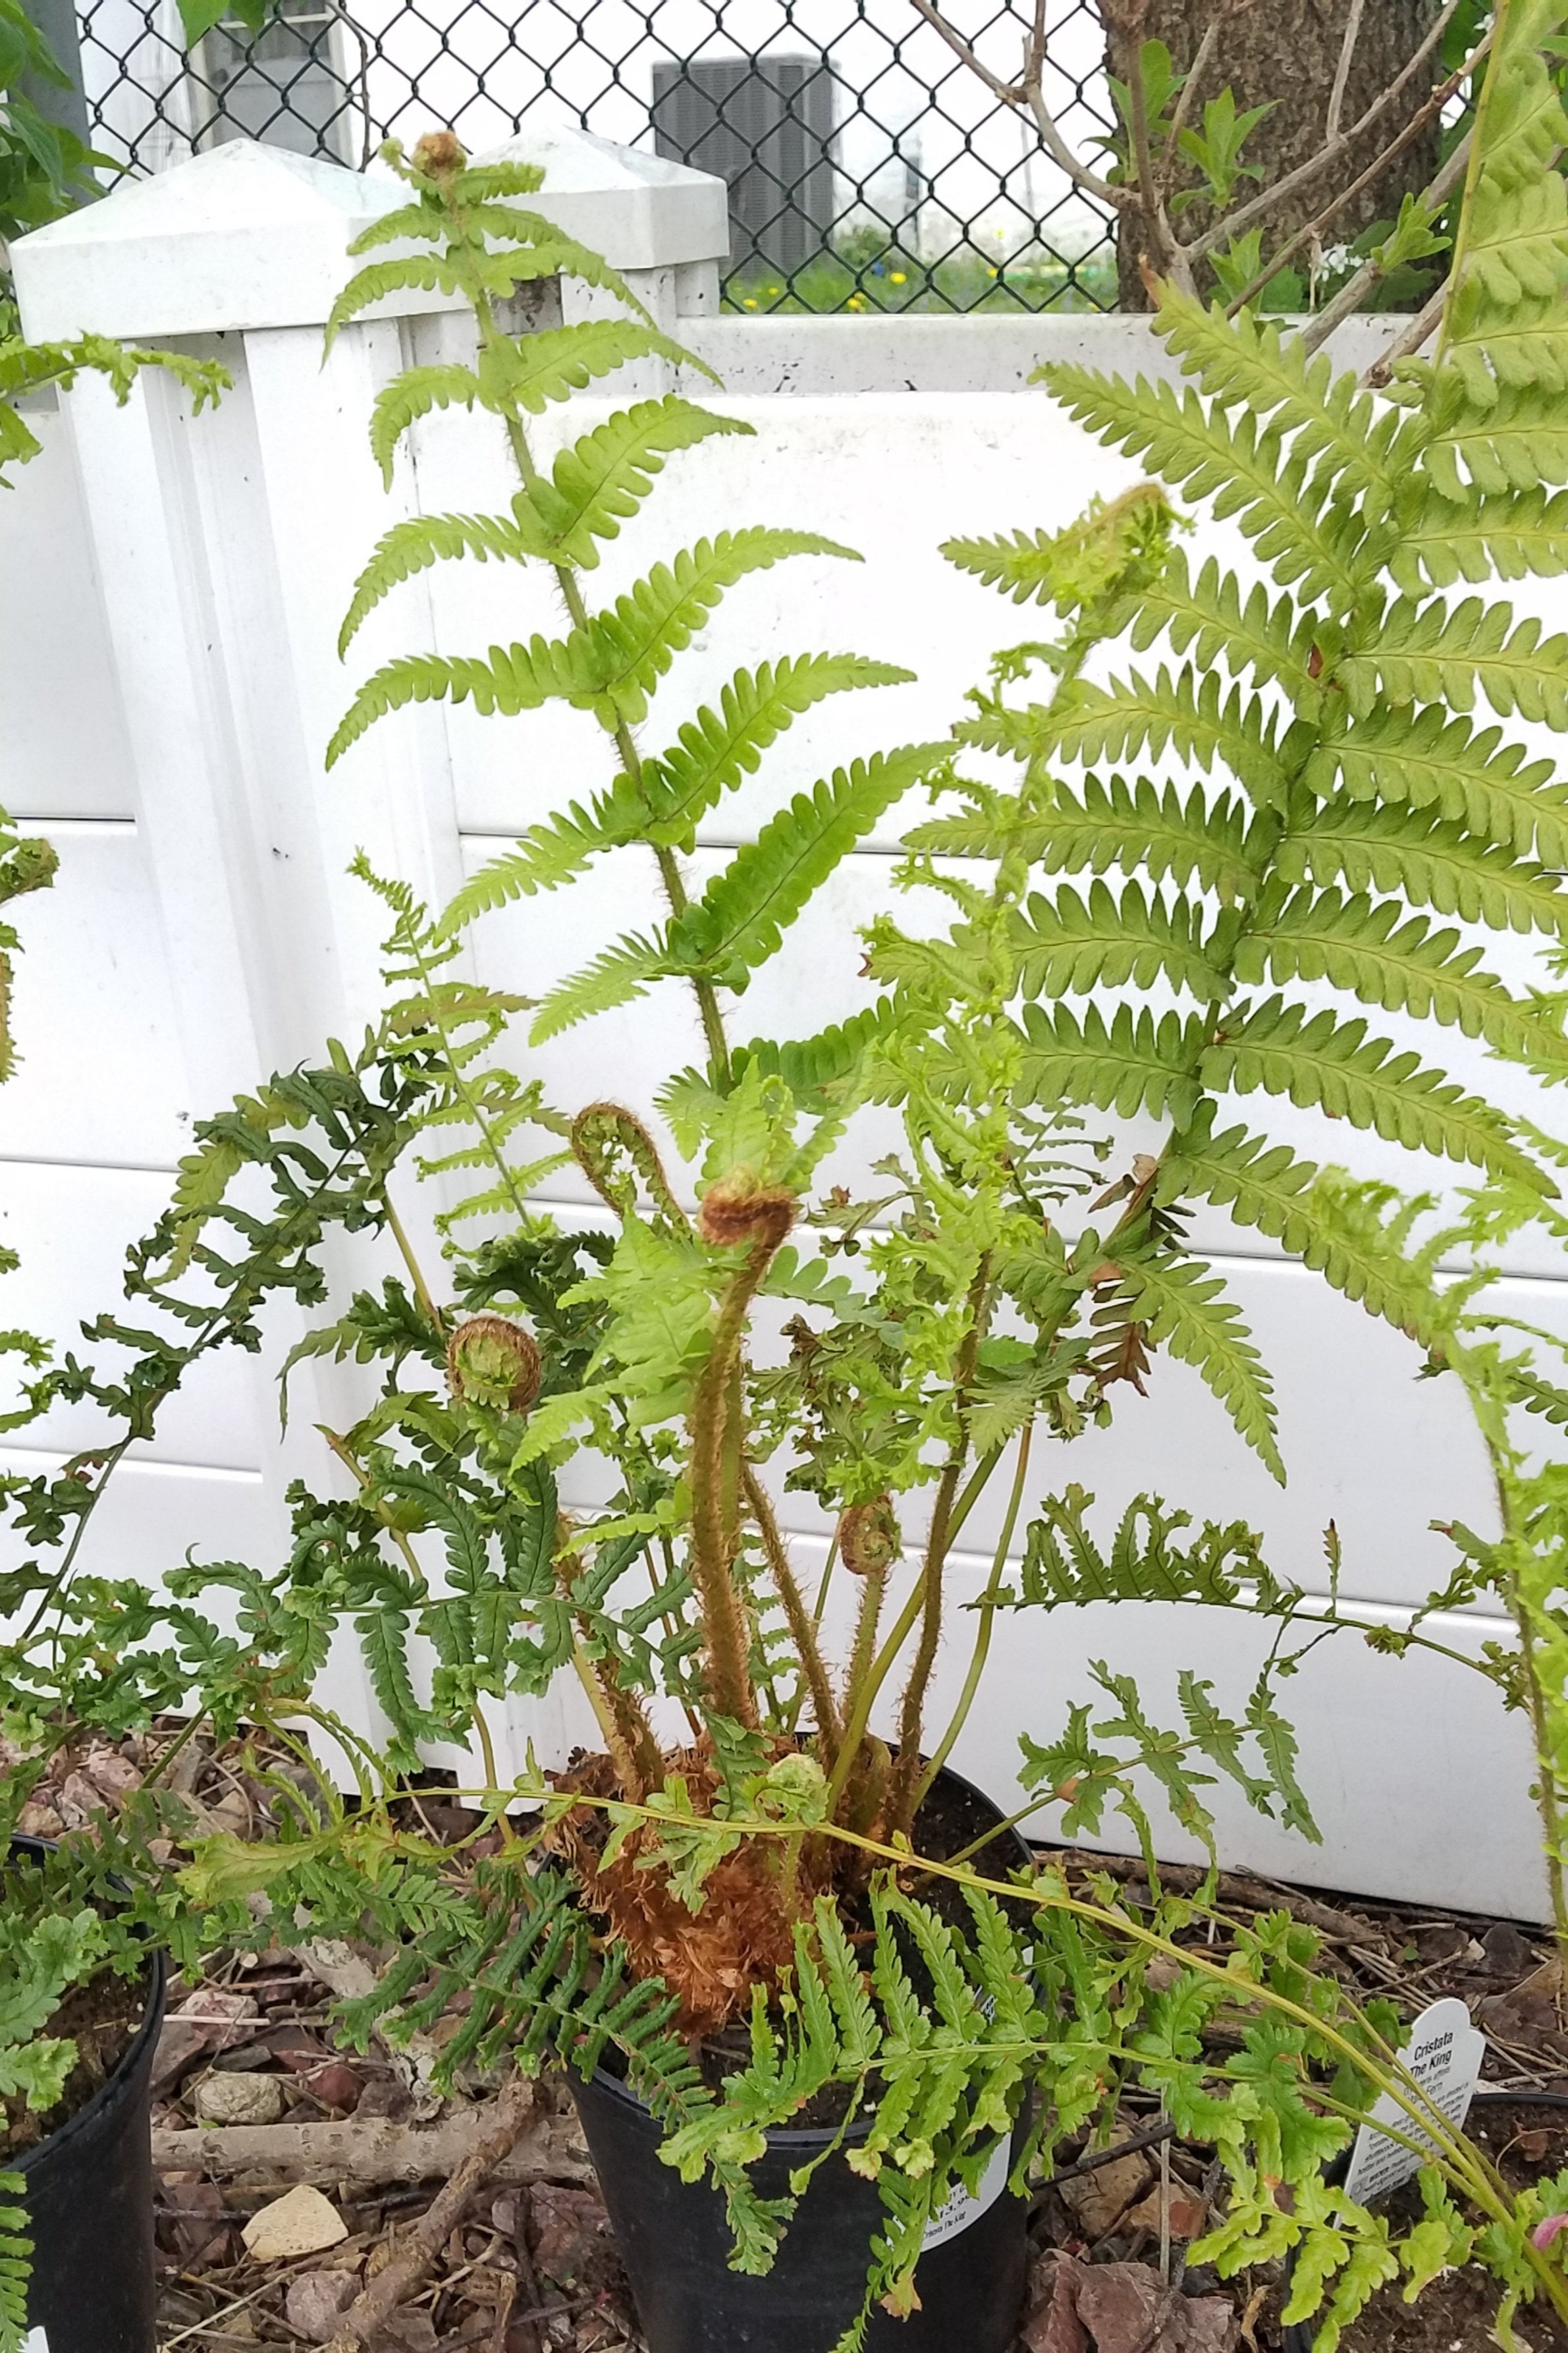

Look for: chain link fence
[74,0,1118,309]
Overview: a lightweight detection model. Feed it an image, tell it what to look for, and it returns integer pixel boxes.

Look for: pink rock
[1023,2250,1090,2353]
[284,2270,360,2342]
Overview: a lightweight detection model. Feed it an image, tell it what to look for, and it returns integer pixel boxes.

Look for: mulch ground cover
[17,1723,1568,2352]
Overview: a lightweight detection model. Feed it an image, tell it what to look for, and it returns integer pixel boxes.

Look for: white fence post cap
[11,141,436,342]
[13,130,730,344]
[469,123,729,271]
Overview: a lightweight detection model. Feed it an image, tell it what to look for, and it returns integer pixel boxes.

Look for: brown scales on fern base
[548,1742,842,2035]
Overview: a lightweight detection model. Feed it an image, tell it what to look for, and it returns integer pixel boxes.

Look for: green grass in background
[722,231,1119,315]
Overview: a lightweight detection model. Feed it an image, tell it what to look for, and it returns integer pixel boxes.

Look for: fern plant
[26,41,1568,2346]
[82,71,1543,2345]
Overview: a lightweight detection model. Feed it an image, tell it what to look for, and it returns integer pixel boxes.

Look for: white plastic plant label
[23,2331,48,2352]
[1343,1995,1486,2206]
[921,2136,1012,2251]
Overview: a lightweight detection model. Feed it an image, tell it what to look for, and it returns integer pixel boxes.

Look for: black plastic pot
[8,1839,167,2353]
[568,1765,1033,2353]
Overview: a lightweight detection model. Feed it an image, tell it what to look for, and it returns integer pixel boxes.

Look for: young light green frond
[481,319,720,414]
[939,523,1079,604]
[734,997,905,1095]
[1392,484,1568,594]
[1147,289,1415,503]
[1160,1113,1440,1344]
[640,654,914,846]
[327,637,593,765]
[1129,551,1318,704]
[1018,1001,1206,1123]
[1024,774,1260,899]
[1008,1487,1263,1611]
[1013,879,1230,1001]
[327,253,472,348]
[584,530,857,727]
[518,398,752,569]
[1235,884,1568,1068]
[1199,996,1547,1186]
[666,745,947,982]
[338,510,533,654]
[1118,1252,1284,1481]
[1041,667,1289,803]
[346,197,448,254]
[1276,798,1568,935]
[1041,366,1368,609]
[1307,706,1568,862]
[441,785,647,927]
[368,362,482,487]
[529,930,667,1043]
[1340,594,1568,727]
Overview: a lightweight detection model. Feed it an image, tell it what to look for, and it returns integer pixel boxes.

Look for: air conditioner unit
[651,53,836,275]
[198,0,356,163]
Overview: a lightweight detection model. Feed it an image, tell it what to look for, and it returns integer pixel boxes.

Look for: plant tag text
[1343,1996,1485,2206]
[921,2136,1011,2250]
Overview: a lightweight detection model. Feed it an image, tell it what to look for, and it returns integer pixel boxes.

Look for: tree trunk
[1104,0,1444,307]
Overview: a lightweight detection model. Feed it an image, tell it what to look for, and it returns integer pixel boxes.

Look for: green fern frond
[668,745,947,981]
[368,362,481,486]
[339,510,534,653]
[529,931,667,1044]
[734,999,905,1095]
[1041,366,1370,608]
[641,654,914,846]
[1161,1113,1440,1344]
[443,785,646,924]
[939,524,1076,604]
[1021,774,1260,899]
[1019,1001,1205,1124]
[483,319,720,413]
[1307,706,1568,863]
[1430,0,1568,416]
[1276,798,1568,935]
[1421,372,1568,500]
[1145,289,1419,503]
[1013,879,1230,1001]
[1010,1487,1264,1610]
[1033,666,1290,804]
[1341,594,1568,727]
[585,530,858,727]
[1392,484,1568,592]
[517,398,752,568]
[0,2172,29,2353]
[1200,997,1546,1185]
[1129,550,1318,702]
[1118,1253,1284,1481]
[328,638,593,765]
[1236,883,1568,1068]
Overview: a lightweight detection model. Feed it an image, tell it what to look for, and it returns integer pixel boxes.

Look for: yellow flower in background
[891,271,907,284]
[743,296,758,308]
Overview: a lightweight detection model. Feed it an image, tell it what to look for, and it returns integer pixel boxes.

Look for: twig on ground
[153,2098,593,2189]
[321,2074,536,2353]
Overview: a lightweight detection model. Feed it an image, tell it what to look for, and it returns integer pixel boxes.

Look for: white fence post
[10,130,729,1777]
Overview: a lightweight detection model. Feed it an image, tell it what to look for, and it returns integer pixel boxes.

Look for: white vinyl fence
[3,131,1559,1919]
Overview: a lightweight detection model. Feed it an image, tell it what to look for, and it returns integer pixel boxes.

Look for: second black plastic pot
[567,1764,1034,2353]
[8,1839,167,2353]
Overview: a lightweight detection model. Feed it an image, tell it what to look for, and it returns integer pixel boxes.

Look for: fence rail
[75,0,1118,309]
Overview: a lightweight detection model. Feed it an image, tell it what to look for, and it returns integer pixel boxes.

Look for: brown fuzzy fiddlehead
[839,1495,901,1577]
[571,1101,688,1230]
[445,1314,542,1415]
